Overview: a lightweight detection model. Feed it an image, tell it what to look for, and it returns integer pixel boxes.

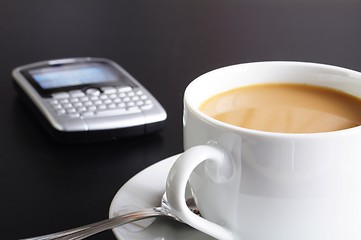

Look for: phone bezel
[19,59,136,97]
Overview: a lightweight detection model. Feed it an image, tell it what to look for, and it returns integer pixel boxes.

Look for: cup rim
[184,61,361,138]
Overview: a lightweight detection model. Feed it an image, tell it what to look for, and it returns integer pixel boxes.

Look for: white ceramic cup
[165,62,361,240]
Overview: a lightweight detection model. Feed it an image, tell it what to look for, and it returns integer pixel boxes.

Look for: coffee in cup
[200,83,361,133]
[166,62,361,240]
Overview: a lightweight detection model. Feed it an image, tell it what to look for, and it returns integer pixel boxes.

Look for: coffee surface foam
[200,83,361,133]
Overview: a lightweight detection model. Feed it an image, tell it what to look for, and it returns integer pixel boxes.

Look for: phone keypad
[48,87,153,118]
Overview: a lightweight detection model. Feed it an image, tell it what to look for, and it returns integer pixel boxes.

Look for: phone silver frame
[13,57,167,141]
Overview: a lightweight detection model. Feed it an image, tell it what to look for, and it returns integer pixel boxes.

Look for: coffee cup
[165,62,361,240]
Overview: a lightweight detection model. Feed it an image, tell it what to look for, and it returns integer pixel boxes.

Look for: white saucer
[109,154,214,240]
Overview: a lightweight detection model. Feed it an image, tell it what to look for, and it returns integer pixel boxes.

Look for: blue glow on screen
[30,64,118,89]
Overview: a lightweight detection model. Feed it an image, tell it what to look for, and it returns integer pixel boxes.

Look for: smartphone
[12,57,167,142]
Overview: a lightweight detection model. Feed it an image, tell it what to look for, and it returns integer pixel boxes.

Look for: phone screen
[28,63,119,90]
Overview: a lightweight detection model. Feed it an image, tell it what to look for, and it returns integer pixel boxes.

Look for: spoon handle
[20,207,167,240]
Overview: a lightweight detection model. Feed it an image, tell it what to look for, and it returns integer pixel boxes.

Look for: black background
[1,1,361,239]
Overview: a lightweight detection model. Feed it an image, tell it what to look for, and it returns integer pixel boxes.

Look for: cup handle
[166,145,233,240]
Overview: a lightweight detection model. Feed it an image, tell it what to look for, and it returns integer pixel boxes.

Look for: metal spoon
[20,193,199,240]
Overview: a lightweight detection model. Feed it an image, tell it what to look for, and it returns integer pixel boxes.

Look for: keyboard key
[96,108,129,116]
[81,112,95,117]
[86,88,100,96]
[68,113,80,118]
[141,104,153,110]
[69,90,85,97]
[101,86,116,94]
[52,92,69,99]
[117,86,132,92]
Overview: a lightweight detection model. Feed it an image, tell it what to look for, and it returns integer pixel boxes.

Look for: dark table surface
[2,0,361,239]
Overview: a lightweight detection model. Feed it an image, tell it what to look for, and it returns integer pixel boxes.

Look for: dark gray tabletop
[1,1,361,239]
